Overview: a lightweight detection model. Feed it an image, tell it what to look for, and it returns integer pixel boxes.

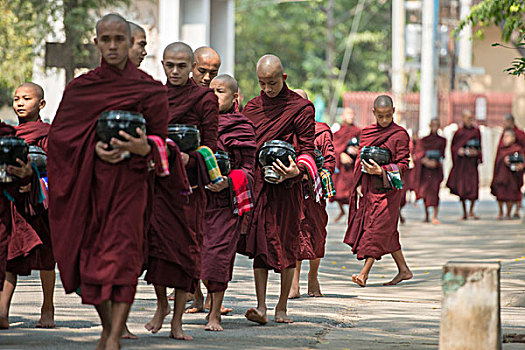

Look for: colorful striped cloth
[147,135,170,177]
[297,153,323,203]
[381,164,403,190]
[229,169,253,216]
[197,146,223,184]
[319,168,336,198]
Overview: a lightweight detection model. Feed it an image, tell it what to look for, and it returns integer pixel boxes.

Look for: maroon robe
[413,133,446,207]
[48,59,169,304]
[145,78,218,292]
[238,83,315,272]
[332,124,361,204]
[298,122,336,260]
[490,143,524,202]
[446,126,482,200]
[343,122,410,260]
[201,108,256,292]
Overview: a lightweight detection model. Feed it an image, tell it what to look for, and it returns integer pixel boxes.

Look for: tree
[457,0,525,76]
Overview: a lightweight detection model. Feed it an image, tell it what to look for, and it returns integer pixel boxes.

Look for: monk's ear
[392,107,396,114]
[282,73,288,82]
[192,61,197,70]
[130,36,135,46]
[39,99,46,111]
[233,91,239,100]
[94,37,98,46]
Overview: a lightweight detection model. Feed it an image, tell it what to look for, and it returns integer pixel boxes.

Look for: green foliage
[457,0,525,76]
[235,0,391,102]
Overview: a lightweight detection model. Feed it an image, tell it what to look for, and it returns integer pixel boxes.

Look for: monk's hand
[181,152,190,166]
[19,183,31,193]
[356,184,363,209]
[7,156,33,179]
[273,156,300,183]
[362,159,382,175]
[340,152,352,166]
[504,156,511,166]
[110,128,151,157]
[206,176,229,192]
[466,148,478,158]
[95,141,124,164]
[457,147,466,156]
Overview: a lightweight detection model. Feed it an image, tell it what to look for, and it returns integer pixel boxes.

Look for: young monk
[288,89,335,299]
[332,108,361,222]
[413,119,446,224]
[192,46,221,88]
[128,21,147,67]
[0,83,55,329]
[143,42,218,341]
[48,14,169,350]
[201,74,256,331]
[490,129,524,219]
[238,55,315,324]
[344,95,413,287]
[446,110,482,220]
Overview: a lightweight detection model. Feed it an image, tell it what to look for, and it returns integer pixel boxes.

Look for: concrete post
[419,0,436,136]
[439,262,501,350]
[391,0,405,125]
[458,0,472,70]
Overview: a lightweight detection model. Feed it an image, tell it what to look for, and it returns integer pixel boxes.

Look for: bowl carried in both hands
[168,124,201,153]
[97,110,146,145]
[360,146,391,166]
[258,140,296,184]
[0,136,29,183]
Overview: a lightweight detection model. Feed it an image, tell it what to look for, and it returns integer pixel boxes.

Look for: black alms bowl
[258,140,296,183]
[425,150,442,160]
[360,146,391,166]
[509,152,524,164]
[315,149,324,171]
[168,124,200,153]
[97,110,146,143]
[347,136,360,148]
[215,150,231,175]
[29,145,47,176]
[0,137,28,182]
[465,138,481,149]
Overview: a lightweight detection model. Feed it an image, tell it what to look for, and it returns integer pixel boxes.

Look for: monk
[143,42,218,340]
[48,14,169,350]
[128,21,147,67]
[289,89,335,299]
[238,55,315,324]
[332,108,361,222]
[413,119,446,224]
[499,113,525,218]
[344,95,413,287]
[491,129,524,219]
[192,46,221,88]
[446,110,482,220]
[0,83,55,329]
[201,74,256,331]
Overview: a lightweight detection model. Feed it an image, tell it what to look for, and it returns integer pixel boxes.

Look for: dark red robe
[446,126,482,201]
[490,143,524,202]
[413,133,446,207]
[343,122,410,260]
[332,124,361,204]
[298,122,336,260]
[48,59,169,305]
[201,108,256,292]
[238,83,315,272]
[145,78,218,292]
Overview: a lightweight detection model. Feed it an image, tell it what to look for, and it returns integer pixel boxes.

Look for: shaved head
[17,82,44,100]
[128,21,145,36]
[96,13,130,38]
[293,89,308,100]
[193,46,221,87]
[163,42,193,62]
[213,74,238,93]
[256,54,284,76]
[194,46,221,65]
[256,54,287,98]
[373,95,393,109]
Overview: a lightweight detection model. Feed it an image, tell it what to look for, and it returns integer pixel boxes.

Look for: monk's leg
[0,272,17,329]
[384,250,413,286]
[170,289,193,340]
[145,285,171,333]
[461,199,468,219]
[308,259,322,297]
[352,258,373,287]
[424,205,430,223]
[335,202,346,222]
[275,268,294,323]
[105,302,131,350]
[513,201,521,218]
[94,300,112,350]
[468,200,479,219]
[205,291,225,331]
[497,201,504,220]
[431,206,441,225]
[245,268,268,324]
[36,269,55,328]
[185,282,205,313]
[505,201,513,219]
[288,261,301,299]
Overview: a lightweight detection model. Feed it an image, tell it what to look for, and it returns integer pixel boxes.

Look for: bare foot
[169,323,193,341]
[105,337,121,350]
[245,307,268,325]
[351,274,367,287]
[307,275,323,297]
[220,306,232,315]
[274,309,293,323]
[431,218,441,225]
[462,215,468,220]
[36,307,55,328]
[168,290,175,301]
[399,215,405,224]
[513,213,521,220]
[144,303,171,334]
[185,299,205,314]
[423,218,430,223]
[383,270,413,286]
[95,332,109,350]
[205,315,223,331]
[0,315,9,329]
[288,286,301,299]
[469,213,480,220]
[121,324,138,339]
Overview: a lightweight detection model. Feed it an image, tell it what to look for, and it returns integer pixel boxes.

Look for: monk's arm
[392,133,410,174]
[319,131,336,174]
[143,89,169,140]
[477,129,483,163]
[293,105,316,160]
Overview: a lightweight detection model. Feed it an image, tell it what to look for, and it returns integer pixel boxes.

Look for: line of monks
[0,12,523,350]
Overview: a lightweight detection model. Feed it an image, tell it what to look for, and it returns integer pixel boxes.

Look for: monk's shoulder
[242,96,262,117]
[64,67,101,90]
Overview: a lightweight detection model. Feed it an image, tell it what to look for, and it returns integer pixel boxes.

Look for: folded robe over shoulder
[298,122,336,260]
[238,83,315,272]
[413,133,446,207]
[332,124,361,204]
[48,59,169,301]
[343,122,410,260]
[446,126,482,200]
